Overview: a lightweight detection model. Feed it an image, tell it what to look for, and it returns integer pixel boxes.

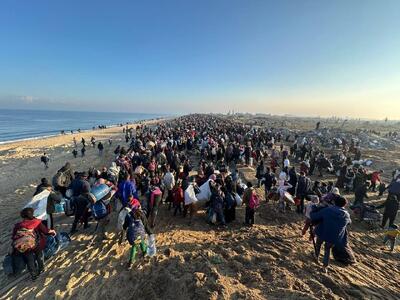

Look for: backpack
[13,228,38,253]
[63,198,76,217]
[3,255,14,276]
[53,171,68,188]
[2,254,26,276]
[126,218,146,245]
[92,200,108,220]
[249,192,259,209]
[43,235,59,259]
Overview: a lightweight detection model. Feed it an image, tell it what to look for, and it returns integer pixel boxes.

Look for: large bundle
[24,189,51,220]
[184,184,198,205]
[196,179,213,202]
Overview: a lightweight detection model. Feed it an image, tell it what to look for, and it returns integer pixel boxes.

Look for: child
[277,180,292,212]
[383,224,399,252]
[301,195,320,236]
[123,209,148,268]
[172,181,184,216]
[243,182,259,226]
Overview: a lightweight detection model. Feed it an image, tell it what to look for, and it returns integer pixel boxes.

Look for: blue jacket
[310,206,351,247]
[117,180,138,207]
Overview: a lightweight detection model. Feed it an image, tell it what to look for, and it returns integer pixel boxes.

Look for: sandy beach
[0,115,399,300]
[0,119,162,292]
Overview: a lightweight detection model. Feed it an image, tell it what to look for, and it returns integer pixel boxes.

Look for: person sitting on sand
[310,196,351,273]
[12,208,56,280]
[81,146,86,157]
[72,148,78,158]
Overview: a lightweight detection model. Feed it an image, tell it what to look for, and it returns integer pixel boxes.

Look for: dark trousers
[296,195,305,214]
[224,207,236,223]
[20,249,44,278]
[71,208,89,232]
[48,213,54,230]
[315,238,333,267]
[245,206,255,225]
[215,209,226,225]
[173,202,182,216]
[381,213,396,228]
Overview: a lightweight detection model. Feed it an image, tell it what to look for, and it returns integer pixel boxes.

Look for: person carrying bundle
[123,208,148,268]
[11,208,56,280]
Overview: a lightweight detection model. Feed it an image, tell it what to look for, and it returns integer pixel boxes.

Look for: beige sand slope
[0,118,400,300]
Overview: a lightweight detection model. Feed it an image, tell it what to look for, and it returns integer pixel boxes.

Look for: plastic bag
[211,212,217,224]
[184,185,198,205]
[147,234,157,257]
[234,193,242,206]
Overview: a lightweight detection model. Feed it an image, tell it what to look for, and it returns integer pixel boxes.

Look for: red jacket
[172,187,184,205]
[371,172,381,184]
[13,219,50,251]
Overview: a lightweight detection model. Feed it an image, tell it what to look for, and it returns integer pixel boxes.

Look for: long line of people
[7,115,400,281]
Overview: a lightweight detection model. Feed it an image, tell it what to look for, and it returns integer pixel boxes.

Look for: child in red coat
[172,181,184,216]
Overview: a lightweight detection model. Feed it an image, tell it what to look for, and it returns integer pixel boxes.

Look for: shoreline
[0,118,168,161]
[0,116,167,146]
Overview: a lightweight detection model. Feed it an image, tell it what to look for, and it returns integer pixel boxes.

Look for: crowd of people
[10,114,400,280]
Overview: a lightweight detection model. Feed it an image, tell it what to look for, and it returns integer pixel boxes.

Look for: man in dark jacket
[377,194,399,228]
[262,168,276,200]
[70,172,90,197]
[70,184,95,234]
[354,182,369,203]
[310,196,351,272]
[296,172,311,214]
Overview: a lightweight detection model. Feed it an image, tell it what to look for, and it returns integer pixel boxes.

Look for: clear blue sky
[0,0,399,118]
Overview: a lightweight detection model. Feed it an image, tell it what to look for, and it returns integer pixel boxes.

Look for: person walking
[40,153,49,169]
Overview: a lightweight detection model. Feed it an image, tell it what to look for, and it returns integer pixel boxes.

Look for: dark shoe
[83,224,91,229]
[31,273,39,281]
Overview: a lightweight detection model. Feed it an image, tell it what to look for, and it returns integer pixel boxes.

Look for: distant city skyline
[0,1,399,119]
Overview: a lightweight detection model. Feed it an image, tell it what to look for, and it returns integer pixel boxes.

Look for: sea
[0,109,166,144]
